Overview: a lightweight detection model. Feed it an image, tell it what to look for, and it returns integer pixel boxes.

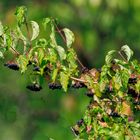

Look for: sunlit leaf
[0,21,4,36]
[67,48,78,73]
[3,33,13,50]
[52,68,58,82]
[50,24,57,48]
[48,48,57,63]
[105,50,116,65]
[38,48,45,64]
[17,55,28,73]
[30,21,40,41]
[121,45,133,61]
[0,51,4,58]
[63,28,75,48]
[16,26,27,42]
[43,18,51,29]
[56,45,66,60]
[60,71,69,92]
[15,6,27,26]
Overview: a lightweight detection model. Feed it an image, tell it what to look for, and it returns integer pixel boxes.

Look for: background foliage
[0,0,140,140]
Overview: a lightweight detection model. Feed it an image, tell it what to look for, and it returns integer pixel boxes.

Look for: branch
[10,47,20,55]
[70,76,98,84]
[53,20,85,68]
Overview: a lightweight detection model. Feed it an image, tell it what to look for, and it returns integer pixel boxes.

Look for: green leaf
[120,69,130,90]
[52,68,58,82]
[63,28,75,48]
[43,18,51,29]
[84,74,101,97]
[50,24,66,60]
[16,26,26,41]
[112,73,122,90]
[121,45,133,61]
[3,33,13,50]
[38,48,45,64]
[105,50,116,65]
[15,6,27,26]
[50,24,57,48]
[135,80,140,93]
[0,51,4,58]
[60,71,69,92]
[48,48,57,63]
[36,38,47,47]
[16,26,27,48]
[0,21,4,36]
[30,21,40,41]
[67,48,78,73]
[56,45,66,60]
[28,46,45,65]
[17,55,28,73]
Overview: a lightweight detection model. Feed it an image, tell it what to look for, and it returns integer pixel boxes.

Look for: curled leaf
[56,45,66,60]
[17,55,28,73]
[30,21,40,41]
[63,28,75,48]
[105,50,116,65]
[121,45,133,61]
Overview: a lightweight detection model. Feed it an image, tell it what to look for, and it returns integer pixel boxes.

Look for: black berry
[33,66,40,72]
[48,83,62,90]
[127,88,138,98]
[109,112,120,117]
[128,78,137,84]
[85,91,93,98]
[71,82,86,89]
[26,83,42,91]
[27,60,32,66]
[4,63,19,71]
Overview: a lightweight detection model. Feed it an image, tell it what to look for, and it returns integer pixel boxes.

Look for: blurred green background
[0,0,140,140]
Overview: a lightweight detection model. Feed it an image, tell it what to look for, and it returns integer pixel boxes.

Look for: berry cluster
[26,83,42,91]
[128,77,137,84]
[33,66,40,72]
[48,83,62,90]
[85,91,93,98]
[109,112,120,117]
[127,87,138,98]
[4,63,19,71]
[71,82,86,89]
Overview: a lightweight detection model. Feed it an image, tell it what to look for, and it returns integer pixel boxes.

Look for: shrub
[0,6,140,140]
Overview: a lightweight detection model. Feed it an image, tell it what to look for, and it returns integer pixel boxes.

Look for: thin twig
[10,47,20,55]
[53,21,66,43]
[70,76,98,84]
[70,76,87,83]
[76,57,85,68]
[53,20,85,68]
